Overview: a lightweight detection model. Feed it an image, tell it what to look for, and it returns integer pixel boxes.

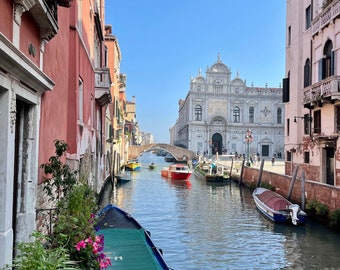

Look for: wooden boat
[205,174,230,183]
[96,204,172,270]
[164,154,176,163]
[125,159,141,171]
[252,187,307,225]
[194,163,230,183]
[149,162,156,169]
[115,171,131,183]
[161,163,192,180]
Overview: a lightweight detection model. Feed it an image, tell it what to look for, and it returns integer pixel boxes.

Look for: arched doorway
[212,133,223,155]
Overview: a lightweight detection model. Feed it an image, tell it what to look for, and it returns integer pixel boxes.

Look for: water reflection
[99,152,340,269]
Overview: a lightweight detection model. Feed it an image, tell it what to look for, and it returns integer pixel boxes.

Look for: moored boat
[115,171,132,183]
[205,174,230,182]
[194,163,230,183]
[96,204,172,270]
[125,159,141,171]
[149,162,156,169]
[252,187,307,225]
[161,163,192,180]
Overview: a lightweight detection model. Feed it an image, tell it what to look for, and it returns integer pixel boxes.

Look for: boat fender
[289,204,300,225]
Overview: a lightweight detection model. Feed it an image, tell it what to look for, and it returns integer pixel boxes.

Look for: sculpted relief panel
[207,99,227,117]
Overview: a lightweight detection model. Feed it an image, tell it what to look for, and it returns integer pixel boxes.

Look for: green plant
[36,141,111,269]
[7,231,79,270]
[51,182,106,268]
[260,182,275,191]
[329,209,340,231]
[306,199,329,217]
[40,139,77,201]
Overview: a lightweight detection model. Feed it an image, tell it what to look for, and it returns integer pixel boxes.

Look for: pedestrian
[271,156,275,166]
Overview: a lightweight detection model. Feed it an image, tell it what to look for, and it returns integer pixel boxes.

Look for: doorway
[212,133,223,155]
[262,145,269,157]
[326,147,334,185]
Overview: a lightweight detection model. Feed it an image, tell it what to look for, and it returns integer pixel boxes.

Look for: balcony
[312,0,340,36]
[13,0,64,41]
[303,76,340,108]
[95,67,112,106]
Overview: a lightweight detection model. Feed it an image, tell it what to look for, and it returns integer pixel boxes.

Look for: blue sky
[105,1,286,143]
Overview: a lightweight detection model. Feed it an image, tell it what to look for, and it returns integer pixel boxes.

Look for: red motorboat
[161,163,192,180]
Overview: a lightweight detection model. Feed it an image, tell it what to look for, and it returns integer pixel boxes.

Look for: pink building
[285,0,340,186]
[0,0,111,266]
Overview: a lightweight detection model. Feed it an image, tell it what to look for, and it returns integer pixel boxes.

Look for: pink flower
[99,257,112,269]
[92,242,100,254]
[95,234,104,244]
[85,237,93,244]
[75,240,86,251]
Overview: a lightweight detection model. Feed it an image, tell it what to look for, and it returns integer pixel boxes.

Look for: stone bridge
[128,143,196,161]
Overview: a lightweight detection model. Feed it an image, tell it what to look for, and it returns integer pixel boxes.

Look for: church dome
[192,75,205,83]
[207,53,230,74]
[191,69,206,83]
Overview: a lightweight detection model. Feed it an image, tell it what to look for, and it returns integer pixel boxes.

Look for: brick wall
[238,167,340,212]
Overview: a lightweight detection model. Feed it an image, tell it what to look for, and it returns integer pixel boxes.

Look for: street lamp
[244,129,253,166]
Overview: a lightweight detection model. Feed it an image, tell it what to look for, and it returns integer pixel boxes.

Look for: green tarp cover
[98,228,164,270]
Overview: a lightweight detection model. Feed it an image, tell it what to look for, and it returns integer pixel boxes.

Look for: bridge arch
[128,144,196,161]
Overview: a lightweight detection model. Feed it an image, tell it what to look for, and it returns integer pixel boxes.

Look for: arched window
[304,58,311,87]
[249,107,254,123]
[233,107,240,123]
[277,108,282,124]
[320,40,334,80]
[194,105,202,121]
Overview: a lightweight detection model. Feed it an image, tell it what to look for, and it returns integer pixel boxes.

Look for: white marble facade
[171,55,284,160]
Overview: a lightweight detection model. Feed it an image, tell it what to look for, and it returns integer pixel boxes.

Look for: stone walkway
[217,158,286,176]
[253,158,285,175]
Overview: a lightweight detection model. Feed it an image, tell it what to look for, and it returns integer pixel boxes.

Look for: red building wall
[20,12,40,66]
[38,7,71,182]
[0,0,13,39]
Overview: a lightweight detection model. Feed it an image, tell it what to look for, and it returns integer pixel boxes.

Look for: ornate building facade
[284,0,340,185]
[171,55,284,159]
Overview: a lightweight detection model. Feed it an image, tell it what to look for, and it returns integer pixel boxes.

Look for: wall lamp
[294,115,312,123]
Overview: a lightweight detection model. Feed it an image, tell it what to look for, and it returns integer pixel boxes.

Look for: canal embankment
[230,158,340,213]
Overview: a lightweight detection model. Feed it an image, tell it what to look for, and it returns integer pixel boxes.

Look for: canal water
[100,152,340,270]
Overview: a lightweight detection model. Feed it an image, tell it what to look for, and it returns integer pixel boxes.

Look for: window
[336,106,340,132]
[304,151,310,163]
[305,5,311,30]
[233,107,240,123]
[286,151,291,162]
[277,108,282,124]
[304,58,311,87]
[214,80,223,93]
[287,118,290,136]
[249,107,254,123]
[282,72,290,103]
[78,78,83,122]
[319,40,334,80]
[288,26,291,46]
[313,110,321,134]
[303,114,310,135]
[195,105,202,121]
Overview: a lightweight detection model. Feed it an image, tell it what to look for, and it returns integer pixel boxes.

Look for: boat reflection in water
[163,177,192,189]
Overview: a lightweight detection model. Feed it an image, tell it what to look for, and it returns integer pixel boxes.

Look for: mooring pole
[229,157,234,178]
[287,165,299,201]
[301,171,306,210]
[256,159,265,188]
[239,159,245,186]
